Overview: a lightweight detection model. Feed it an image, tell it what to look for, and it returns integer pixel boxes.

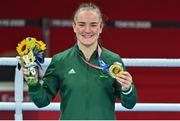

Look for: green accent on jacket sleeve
[28,56,60,108]
[120,84,137,109]
[113,81,137,109]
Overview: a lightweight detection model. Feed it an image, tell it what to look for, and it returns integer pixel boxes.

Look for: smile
[82,34,93,38]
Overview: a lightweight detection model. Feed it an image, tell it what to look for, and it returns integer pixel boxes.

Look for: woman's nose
[84,26,91,33]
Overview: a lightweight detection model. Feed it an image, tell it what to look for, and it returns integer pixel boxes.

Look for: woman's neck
[77,41,98,61]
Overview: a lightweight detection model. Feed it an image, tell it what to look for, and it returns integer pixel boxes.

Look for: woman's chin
[81,39,94,45]
[78,37,98,46]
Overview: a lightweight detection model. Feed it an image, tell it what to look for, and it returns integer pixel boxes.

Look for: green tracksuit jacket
[28,45,137,120]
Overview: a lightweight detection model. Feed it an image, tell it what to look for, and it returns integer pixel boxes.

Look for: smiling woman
[72,3,103,60]
[20,2,137,120]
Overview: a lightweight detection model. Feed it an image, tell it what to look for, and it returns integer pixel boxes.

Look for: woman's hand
[21,66,29,81]
[115,71,133,91]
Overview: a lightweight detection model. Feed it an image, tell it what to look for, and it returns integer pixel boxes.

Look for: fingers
[21,66,29,81]
[115,71,133,91]
[21,66,28,76]
[24,76,29,81]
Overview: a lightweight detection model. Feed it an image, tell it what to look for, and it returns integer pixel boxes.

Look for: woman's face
[73,10,103,47]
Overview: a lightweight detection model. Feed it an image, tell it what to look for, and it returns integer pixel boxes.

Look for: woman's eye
[79,24,85,27]
[91,24,97,27]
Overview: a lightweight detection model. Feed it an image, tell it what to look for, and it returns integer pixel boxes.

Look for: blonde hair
[73,3,104,28]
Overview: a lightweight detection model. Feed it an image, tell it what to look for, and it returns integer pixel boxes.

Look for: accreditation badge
[109,62,124,78]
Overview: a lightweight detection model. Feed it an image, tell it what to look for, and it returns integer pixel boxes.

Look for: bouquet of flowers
[16,37,46,86]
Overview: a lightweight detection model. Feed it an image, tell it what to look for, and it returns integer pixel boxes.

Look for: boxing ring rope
[1,102,180,112]
[1,57,180,67]
[1,57,180,120]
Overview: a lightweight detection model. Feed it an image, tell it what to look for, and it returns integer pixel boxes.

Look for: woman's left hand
[115,71,133,91]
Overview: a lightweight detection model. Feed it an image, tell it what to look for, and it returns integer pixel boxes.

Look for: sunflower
[16,38,31,56]
[28,37,36,50]
[36,40,46,51]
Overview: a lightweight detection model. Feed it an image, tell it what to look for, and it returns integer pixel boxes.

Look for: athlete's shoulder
[52,47,74,61]
[102,47,121,59]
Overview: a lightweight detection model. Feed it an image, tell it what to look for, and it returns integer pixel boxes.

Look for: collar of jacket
[73,43,99,60]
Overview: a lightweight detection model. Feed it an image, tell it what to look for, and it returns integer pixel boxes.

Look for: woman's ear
[72,22,76,32]
[99,26,103,34]
[99,22,104,33]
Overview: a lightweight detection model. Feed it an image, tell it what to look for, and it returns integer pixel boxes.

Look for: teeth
[82,35,92,38]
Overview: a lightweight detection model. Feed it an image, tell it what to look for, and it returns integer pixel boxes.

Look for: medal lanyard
[78,45,109,74]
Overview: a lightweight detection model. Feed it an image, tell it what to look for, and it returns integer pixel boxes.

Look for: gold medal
[109,62,124,78]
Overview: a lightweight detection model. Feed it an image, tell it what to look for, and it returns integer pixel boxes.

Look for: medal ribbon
[77,44,109,74]
[34,52,45,69]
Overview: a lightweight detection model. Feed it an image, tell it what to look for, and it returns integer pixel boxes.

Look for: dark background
[0,0,180,120]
